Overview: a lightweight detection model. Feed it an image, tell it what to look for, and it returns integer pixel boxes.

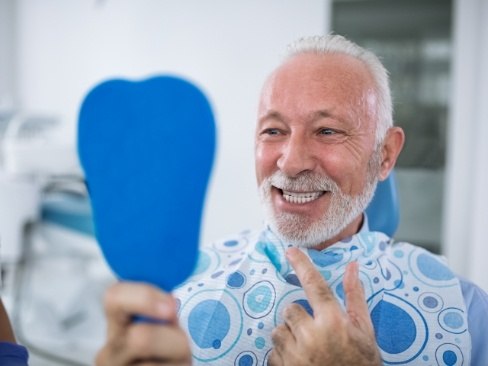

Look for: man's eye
[263,128,281,135]
[319,128,336,135]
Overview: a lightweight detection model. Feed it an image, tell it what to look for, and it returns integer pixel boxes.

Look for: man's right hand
[96,282,192,366]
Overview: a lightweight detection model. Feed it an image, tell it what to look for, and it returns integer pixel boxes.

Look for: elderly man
[96,35,488,365]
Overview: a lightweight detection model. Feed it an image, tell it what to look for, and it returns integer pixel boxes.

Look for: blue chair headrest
[365,172,399,237]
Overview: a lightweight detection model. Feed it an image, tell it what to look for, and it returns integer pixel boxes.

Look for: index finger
[286,247,341,315]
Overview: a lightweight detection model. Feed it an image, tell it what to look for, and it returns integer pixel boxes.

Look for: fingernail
[286,247,299,260]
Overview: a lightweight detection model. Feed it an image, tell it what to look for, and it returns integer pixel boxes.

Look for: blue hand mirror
[78,76,216,291]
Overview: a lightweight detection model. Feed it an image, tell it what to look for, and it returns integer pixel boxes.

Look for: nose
[277,134,317,177]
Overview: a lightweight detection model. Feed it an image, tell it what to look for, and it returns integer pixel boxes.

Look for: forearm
[0,299,16,342]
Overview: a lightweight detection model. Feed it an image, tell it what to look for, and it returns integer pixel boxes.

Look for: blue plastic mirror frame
[78,76,216,291]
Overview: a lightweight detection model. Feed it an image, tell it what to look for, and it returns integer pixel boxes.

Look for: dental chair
[366,172,399,237]
[0,115,112,366]
[8,187,113,366]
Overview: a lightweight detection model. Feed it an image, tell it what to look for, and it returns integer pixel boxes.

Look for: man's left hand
[268,247,381,366]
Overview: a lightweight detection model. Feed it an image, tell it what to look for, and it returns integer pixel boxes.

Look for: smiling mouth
[280,189,326,204]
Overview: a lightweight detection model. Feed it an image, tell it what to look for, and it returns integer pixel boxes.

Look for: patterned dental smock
[173,221,474,365]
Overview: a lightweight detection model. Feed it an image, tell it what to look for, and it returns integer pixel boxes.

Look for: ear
[378,126,405,181]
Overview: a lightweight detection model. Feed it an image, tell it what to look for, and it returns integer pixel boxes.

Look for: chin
[267,211,346,249]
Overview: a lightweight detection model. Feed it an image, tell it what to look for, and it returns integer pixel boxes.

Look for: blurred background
[0,0,487,365]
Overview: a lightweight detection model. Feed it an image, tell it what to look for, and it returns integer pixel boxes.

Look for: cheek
[317,149,369,194]
[255,144,278,184]
[316,149,349,180]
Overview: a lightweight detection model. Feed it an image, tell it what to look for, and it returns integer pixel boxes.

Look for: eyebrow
[258,109,335,124]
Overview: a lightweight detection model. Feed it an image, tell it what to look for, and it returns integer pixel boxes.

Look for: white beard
[258,150,381,248]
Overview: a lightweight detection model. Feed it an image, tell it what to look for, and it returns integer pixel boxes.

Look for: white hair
[286,34,393,145]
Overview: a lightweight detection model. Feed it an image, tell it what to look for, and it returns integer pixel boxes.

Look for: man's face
[255,53,382,248]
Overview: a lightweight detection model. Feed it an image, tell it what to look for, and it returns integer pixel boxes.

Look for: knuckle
[271,325,284,344]
[283,303,305,323]
[284,302,302,315]
[267,350,281,366]
[300,268,319,287]
[95,341,124,366]
[270,326,279,341]
[126,325,154,358]
[321,290,335,302]
[105,282,166,317]
[139,287,161,309]
[315,282,334,302]
[103,284,122,311]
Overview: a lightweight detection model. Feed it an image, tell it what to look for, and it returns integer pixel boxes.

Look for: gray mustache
[268,171,339,192]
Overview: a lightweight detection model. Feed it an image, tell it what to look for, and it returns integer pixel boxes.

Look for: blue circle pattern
[188,300,230,349]
[438,308,467,334]
[443,350,457,365]
[409,250,458,288]
[419,292,444,313]
[234,351,257,366]
[435,343,464,366]
[175,229,471,365]
[243,281,276,319]
[179,289,243,363]
[444,313,463,329]
[425,296,438,308]
[417,253,455,281]
[227,271,246,289]
[255,337,266,349]
[239,355,253,366]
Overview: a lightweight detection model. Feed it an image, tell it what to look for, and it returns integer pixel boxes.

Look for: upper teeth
[282,190,323,204]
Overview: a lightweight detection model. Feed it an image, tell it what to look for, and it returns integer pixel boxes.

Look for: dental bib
[174,223,471,365]
[78,76,215,290]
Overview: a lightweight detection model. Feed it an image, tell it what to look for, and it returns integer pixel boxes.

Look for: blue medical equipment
[78,76,216,291]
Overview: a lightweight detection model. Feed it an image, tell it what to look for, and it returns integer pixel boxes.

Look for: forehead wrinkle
[259,108,337,125]
[308,109,335,122]
[258,110,287,125]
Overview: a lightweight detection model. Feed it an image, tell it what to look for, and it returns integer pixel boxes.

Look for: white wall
[443,0,488,292]
[14,0,329,246]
